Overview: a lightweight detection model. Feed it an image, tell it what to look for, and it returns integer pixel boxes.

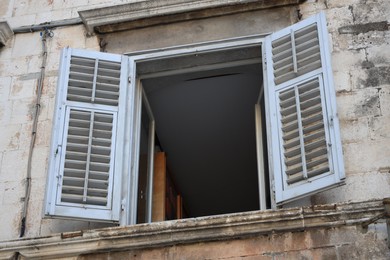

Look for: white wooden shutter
[45,48,129,222]
[264,12,345,205]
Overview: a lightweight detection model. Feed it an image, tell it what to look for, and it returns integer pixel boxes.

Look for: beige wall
[0,0,389,242]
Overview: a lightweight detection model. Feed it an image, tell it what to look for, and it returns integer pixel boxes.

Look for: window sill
[0,199,387,259]
[78,0,303,34]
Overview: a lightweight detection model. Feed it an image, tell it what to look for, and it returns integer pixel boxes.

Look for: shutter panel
[264,12,345,205]
[45,48,128,222]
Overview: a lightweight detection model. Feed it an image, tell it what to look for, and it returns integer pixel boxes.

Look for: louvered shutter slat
[61,109,115,207]
[67,56,121,106]
[272,21,321,86]
[265,14,344,205]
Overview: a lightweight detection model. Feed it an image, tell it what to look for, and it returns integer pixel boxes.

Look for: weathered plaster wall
[0,0,389,245]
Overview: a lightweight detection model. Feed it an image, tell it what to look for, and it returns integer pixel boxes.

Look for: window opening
[136,45,269,219]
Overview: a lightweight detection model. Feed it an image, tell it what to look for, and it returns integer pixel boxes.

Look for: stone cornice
[78,0,304,34]
[0,22,13,47]
[0,199,387,259]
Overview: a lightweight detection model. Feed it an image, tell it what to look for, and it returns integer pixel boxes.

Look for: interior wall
[142,63,263,217]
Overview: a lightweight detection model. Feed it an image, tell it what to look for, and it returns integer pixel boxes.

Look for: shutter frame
[264,12,345,205]
[44,48,129,222]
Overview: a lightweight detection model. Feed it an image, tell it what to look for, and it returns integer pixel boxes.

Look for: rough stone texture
[69,225,390,259]
[0,2,389,258]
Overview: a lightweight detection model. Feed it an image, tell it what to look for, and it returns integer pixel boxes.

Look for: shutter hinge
[329,116,334,127]
[121,199,126,211]
[128,77,131,83]
[55,145,61,156]
[56,175,62,185]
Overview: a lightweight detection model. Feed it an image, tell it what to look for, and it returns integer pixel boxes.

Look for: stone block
[39,217,114,237]
[43,97,56,121]
[0,0,13,18]
[42,76,59,98]
[366,44,390,66]
[0,198,21,241]
[52,0,88,10]
[340,118,369,144]
[49,25,87,52]
[379,86,390,115]
[0,123,21,151]
[7,14,36,28]
[26,55,43,74]
[10,98,34,124]
[336,88,381,120]
[85,36,100,51]
[0,101,12,125]
[34,120,52,147]
[0,58,29,76]
[1,180,25,205]
[331,33,352,52]
[0,76,12,101]
[45,52,61,73]
[12,0,53,17]
[325,0,360,8]
[344,140,390,173]
[368,115,390,140]
[333,71,352,93]
[31,146,49,179]
[0,39,14,60]
[273,249,313,260]
[9,77,36,100]
[313,171,390,204]
[347,31,390,50]
[361,66,390,88]
[0,149,27,182]
[352,2,390,24]
[12,33,42,58]
[299,1,326,16]
[325,6,354,33]
[35,9,73,25]
[331,49,366,73]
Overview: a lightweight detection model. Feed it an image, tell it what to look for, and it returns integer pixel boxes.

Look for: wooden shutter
[264,12,345,205]
[45,48,128,222]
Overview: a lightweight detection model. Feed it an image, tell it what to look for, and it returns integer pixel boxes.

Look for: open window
[44,12,344,224]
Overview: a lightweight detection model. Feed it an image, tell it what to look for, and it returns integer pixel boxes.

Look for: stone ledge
[0,199,387,259]
[78,0,303,34]
[0,22,13,47]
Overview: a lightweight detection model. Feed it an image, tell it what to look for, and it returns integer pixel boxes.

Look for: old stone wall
[298,0,390,206]
[71,225,390,259]
[0,0,389,246]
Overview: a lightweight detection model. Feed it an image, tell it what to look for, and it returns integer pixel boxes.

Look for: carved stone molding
[79,0,304,34]
[0,21,13,47]
[0,199,386,259]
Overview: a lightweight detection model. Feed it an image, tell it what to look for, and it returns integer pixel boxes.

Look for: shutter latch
[121,199,126,211]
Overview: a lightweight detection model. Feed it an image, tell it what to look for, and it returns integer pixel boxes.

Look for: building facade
[0,0,390,259]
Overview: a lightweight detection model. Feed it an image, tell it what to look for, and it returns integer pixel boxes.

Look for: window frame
[126,36,267,225]
[45,12,345,225]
